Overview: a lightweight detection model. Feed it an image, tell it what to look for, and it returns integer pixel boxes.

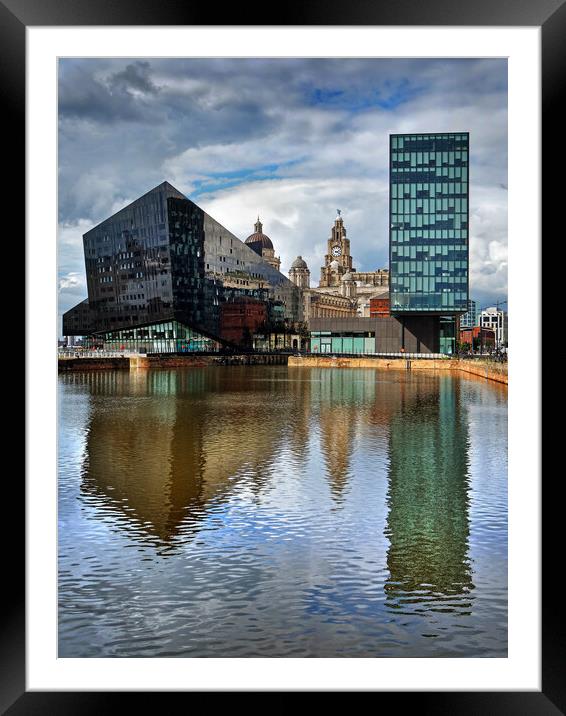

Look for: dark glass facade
[390,133,469,313]
[63,182,302,346]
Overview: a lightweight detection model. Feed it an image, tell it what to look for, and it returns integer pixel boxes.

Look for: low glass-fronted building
[86,320,220,354]
[310,331,375,355]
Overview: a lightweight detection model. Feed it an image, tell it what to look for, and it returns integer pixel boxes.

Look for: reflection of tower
[314,369,375,503]
[384,376,474,616]
[285,366,313,462]
[244,217,281,272]
[319,406,356,502]
[319,211,354,287]
[288,256,310,289]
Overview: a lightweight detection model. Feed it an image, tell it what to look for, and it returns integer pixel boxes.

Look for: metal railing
[303,351,450,360]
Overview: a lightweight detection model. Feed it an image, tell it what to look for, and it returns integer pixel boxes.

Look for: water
[58,366,507,657]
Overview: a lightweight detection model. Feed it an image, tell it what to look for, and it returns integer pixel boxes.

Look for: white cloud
[58,272,84,291]
[59,58,508,310]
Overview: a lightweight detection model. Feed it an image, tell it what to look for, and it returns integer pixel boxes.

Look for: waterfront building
[369,293,390,318]
[319,211,389,292]
[479,306,508,347]
[63,182,302,351]
[309,315,441,355]
[219,297,267,348]
[288,256,310,289]
[390,132,470,353]
[289,254,357,322]
[319,211,354,287]
[245,217,281,272]
[304,290,357,321]
[460,299,479,328]
[301,212,388,321]
[460,325,496,353]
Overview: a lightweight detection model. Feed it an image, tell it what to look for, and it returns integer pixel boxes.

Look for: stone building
[288,256,310,289]
[287,212,390,324]
[304,290,357,320]
[289,254,357,321]
[244,217,281,272]
[319,212,389,292]
[314,212,389,317]
[319,211,353,287]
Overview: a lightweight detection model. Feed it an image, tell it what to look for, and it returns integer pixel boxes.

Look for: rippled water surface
[58,366,507,657]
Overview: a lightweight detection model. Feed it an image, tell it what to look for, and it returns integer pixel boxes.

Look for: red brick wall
[460,326,495,348]
[219,300,267,346]
[369,297,390,318]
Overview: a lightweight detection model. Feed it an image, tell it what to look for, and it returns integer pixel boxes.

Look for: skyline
[58,58,508,328]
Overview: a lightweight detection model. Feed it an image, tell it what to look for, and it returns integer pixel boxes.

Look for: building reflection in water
[384,374,475,618]
[311,368,375,504]
[78,367,309,551]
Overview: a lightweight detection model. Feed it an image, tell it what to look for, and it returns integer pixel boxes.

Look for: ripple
[58,366,507,658]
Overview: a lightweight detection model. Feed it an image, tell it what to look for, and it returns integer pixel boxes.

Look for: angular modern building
[390,132,469,353]
[63,182,302,352]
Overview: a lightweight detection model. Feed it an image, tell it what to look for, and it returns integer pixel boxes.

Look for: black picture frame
[8,0,556,710]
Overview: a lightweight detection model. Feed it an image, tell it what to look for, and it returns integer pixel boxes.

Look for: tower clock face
[331,245,342,257]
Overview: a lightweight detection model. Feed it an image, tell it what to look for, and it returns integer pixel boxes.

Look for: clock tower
[319,210,354,287]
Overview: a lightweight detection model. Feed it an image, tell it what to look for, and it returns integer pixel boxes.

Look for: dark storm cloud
[58,61,161,124]
[109,61,159,95]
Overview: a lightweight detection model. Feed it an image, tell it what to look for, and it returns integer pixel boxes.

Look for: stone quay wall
[130,353,289,369]
[59,353,289,372]
[288,355,508,385]
[58,357,131,371]
[58,352,507,384]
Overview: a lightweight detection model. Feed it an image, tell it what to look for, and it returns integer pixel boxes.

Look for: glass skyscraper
[389,133,469,315]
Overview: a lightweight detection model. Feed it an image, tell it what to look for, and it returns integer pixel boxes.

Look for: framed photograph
[9,0,556,709]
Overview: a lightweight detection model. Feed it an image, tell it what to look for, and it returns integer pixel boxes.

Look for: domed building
[245,217,281,272]
[340,271,356,299]
[289,256,310,289]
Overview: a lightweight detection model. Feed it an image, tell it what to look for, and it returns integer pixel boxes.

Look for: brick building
[369,295,390,318]
[460,326,495,352]
[219,298,267,347]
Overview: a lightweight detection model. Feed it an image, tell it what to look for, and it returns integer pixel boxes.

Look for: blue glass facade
[390,133,469,313]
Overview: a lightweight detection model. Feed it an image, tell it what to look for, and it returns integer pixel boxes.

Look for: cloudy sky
[58,58,507,326]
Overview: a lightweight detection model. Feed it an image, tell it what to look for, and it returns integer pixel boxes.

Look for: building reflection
[312,369,376,503]
[79,368,298,549]
[384,374,474,615]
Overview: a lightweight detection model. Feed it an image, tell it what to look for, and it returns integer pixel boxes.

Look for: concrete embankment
[129,353,288,369]
[58,357,131,372]
[58,353,288,372]
[58,352,506,384]
[287,355,508,385]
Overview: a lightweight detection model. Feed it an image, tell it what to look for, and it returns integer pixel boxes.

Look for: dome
[245,217,273,253]
[291,256,308,269]
[245,232,273,250]
[341,272,354,282]
[329,259,340,271]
